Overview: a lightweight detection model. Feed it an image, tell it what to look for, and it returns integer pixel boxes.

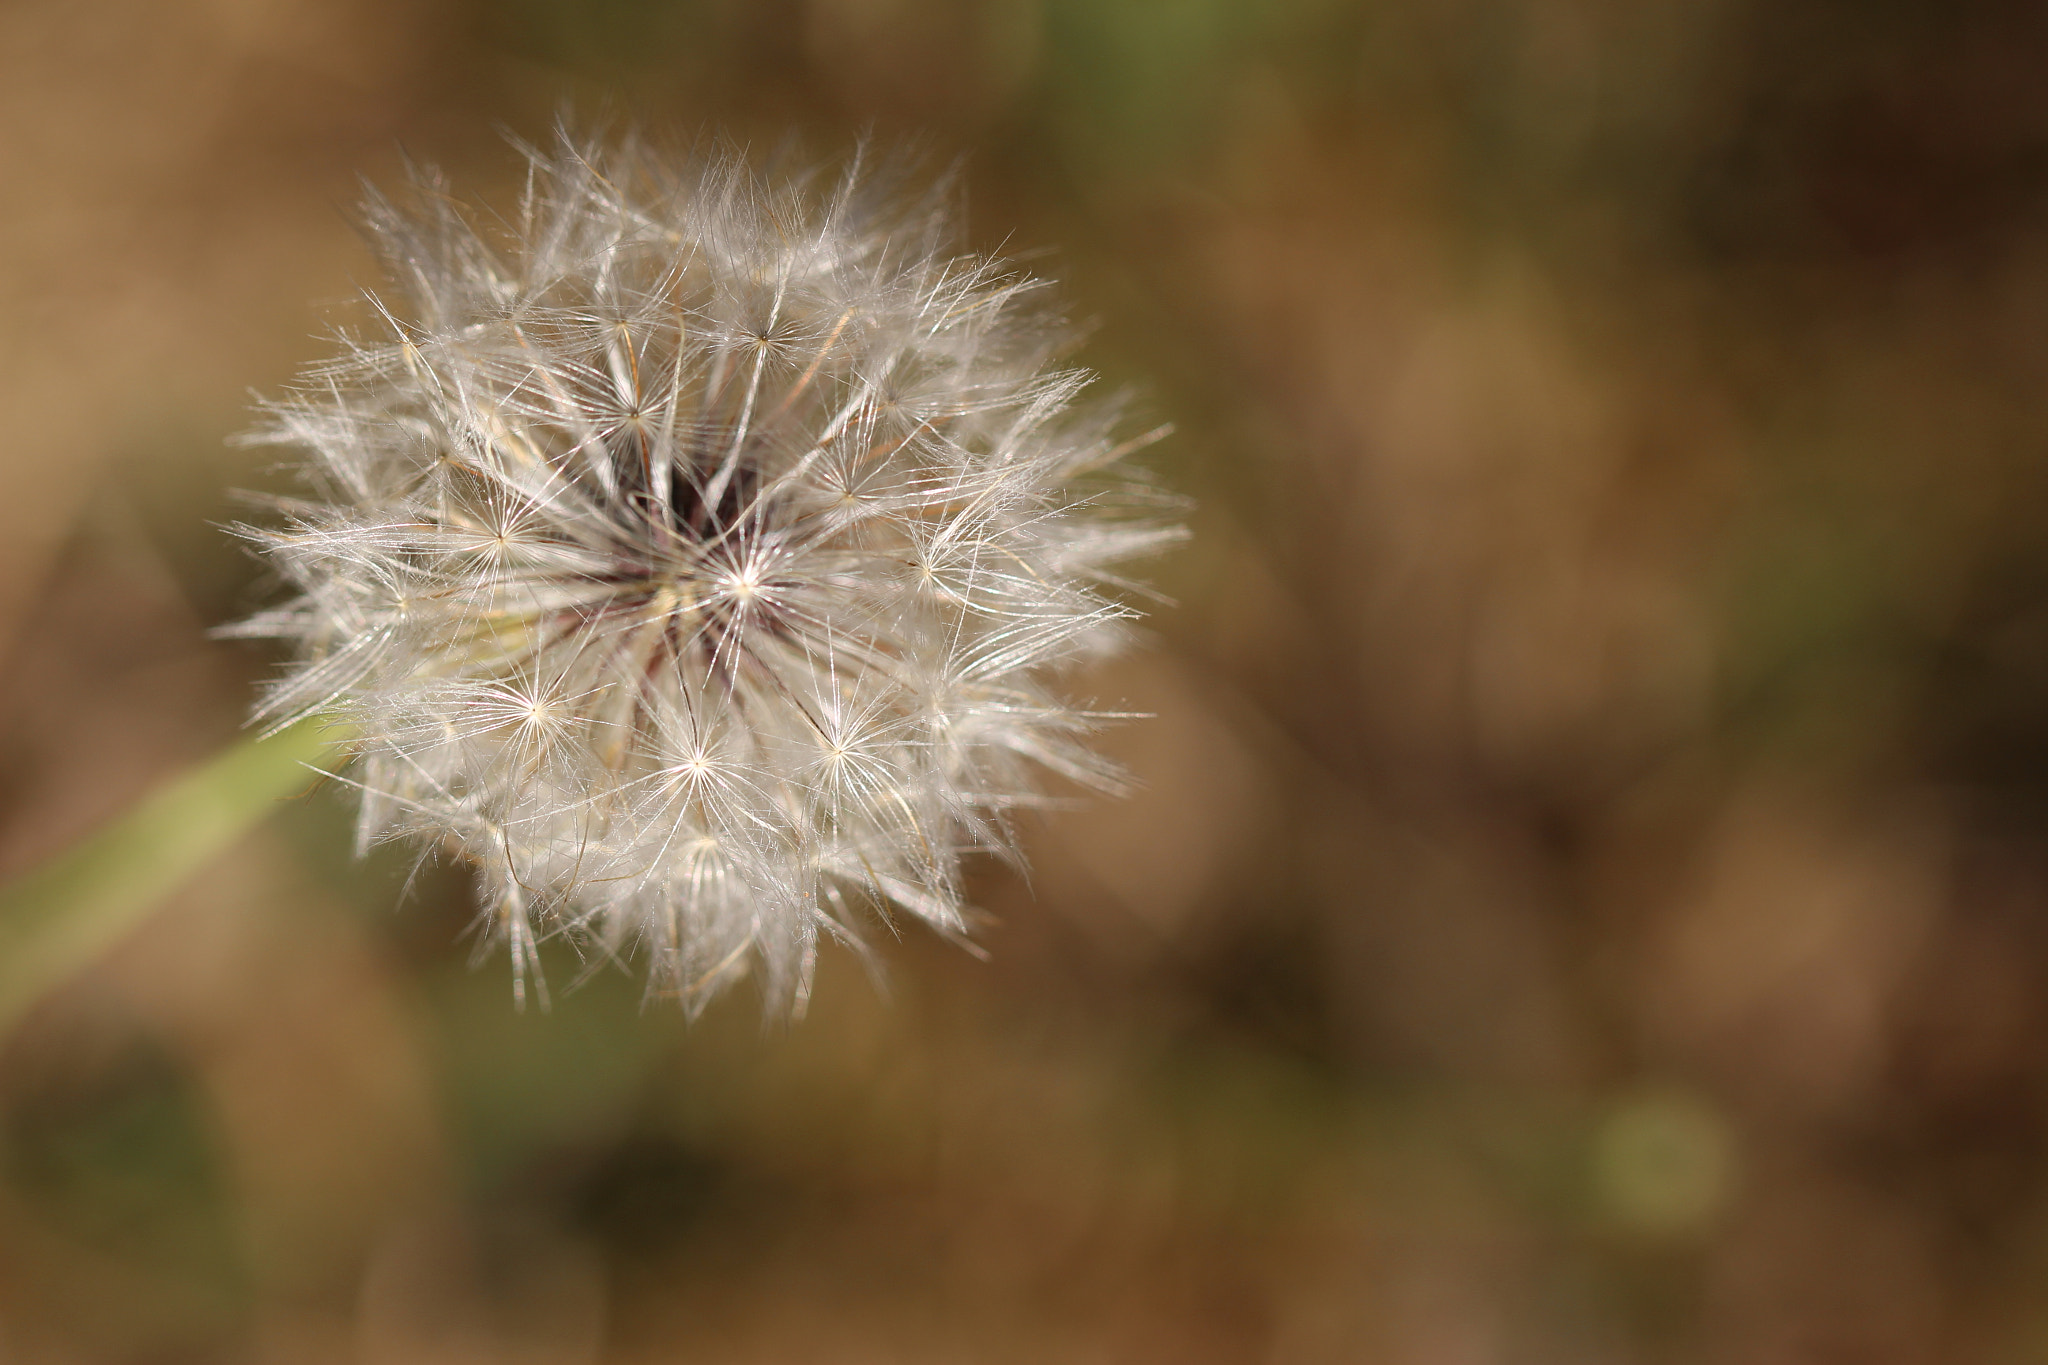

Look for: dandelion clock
[219,129,1182,1013]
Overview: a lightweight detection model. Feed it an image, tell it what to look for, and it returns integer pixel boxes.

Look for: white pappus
[224,128,1182,1013]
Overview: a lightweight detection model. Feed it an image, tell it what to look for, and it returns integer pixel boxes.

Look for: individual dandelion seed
[223,126,1183,1014]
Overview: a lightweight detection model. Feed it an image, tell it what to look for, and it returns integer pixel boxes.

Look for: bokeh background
[5,0,2048,1360]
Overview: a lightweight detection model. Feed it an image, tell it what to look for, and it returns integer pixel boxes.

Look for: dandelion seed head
[230,127,1182,1013]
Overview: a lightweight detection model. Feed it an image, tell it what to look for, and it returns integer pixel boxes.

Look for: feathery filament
[228,130,1180,1012]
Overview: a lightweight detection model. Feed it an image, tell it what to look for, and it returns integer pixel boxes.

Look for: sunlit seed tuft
[226,126,1183,1014]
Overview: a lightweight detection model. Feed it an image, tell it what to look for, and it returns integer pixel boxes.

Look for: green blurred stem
[0,717,349,1033]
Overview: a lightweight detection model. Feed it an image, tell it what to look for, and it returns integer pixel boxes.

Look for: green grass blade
[0,717,349,1033]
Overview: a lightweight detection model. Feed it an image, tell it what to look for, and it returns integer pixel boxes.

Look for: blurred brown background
[5,0,2048,1360]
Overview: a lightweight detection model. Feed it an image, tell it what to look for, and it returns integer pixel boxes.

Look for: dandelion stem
[0,716,347,1034]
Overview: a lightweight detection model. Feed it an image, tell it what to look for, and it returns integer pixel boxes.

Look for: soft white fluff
[227,130,1180,1012]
